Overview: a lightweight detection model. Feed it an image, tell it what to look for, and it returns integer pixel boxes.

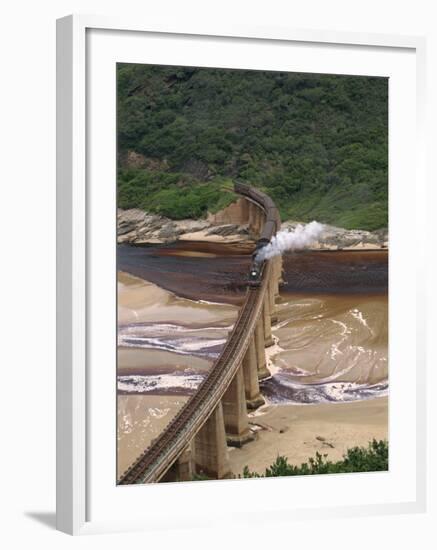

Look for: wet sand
[118,347,212,376]
[118,394,189,478]
[117,245,389,479]
[231,288,388,476]
[229,397,388,476]
[118,271,238,325]
[117,271,238,474]
[117,271,236,381]
[262,292,388,404]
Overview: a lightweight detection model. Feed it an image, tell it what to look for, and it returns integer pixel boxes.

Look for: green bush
[118,169,236,219]
[242,439,388,478]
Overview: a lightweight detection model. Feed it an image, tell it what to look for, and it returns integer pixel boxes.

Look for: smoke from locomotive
[248,222,324,286]
[234,183,323,286]
[255,221,324,261]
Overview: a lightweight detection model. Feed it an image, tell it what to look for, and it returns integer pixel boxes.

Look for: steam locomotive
[247,242,266,287]
[248,259,264,287]
[233,182,280,288]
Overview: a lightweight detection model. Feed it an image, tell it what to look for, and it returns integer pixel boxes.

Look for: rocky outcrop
[117,208,388,249]
[117,209,250,245]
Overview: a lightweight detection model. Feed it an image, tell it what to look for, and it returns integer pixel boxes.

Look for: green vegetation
[242,439,388,478]
[117,64,388,229]
[190,440,388,481]
[118,171,236,219]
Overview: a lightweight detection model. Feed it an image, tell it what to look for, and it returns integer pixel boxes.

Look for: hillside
[117,64,388,230]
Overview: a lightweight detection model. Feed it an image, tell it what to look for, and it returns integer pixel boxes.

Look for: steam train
[248,258,264,287]
[233,182,280,288]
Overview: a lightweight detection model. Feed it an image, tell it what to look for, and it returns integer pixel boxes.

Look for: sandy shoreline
[229,397,388,476]
[117,262,388,480]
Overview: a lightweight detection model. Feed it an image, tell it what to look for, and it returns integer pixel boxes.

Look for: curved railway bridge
[119,183,282,484]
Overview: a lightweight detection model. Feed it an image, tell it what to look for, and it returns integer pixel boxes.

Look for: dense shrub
[118,171,236,219]
[117,64,388,229]
[242,439,388,478]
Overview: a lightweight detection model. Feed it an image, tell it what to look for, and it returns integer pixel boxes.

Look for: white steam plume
[256,221,324,261]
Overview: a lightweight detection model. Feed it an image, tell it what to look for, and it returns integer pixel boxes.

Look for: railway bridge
[119,183,282,484]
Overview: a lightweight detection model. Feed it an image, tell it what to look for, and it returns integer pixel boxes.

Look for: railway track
[118,186,278,485]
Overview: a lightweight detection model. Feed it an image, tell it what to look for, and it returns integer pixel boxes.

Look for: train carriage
[234,181,281,288]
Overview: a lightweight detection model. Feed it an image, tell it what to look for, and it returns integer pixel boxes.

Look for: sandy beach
[229,397,388,476]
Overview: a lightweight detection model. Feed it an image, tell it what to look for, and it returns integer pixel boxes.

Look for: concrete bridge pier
[173,444,194,482]
[242,338,265,409]
[257,211,265,237]
[269,278,278,324]
[252,205,260,237]
[248,202,257,236]
[255,206,265,237]
[253,203,260,236]
[255,317,270,380]
[269,257,281,324]
[160,444,193,483]
[263,298,274,347]
[246,201,252,232]
[274,255,283,299]
[241,197,250,226]
[222,365,253,447]
[246,201,252,231]
[193,402,231,480]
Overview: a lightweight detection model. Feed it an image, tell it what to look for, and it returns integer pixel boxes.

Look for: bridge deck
[118,185,278,484]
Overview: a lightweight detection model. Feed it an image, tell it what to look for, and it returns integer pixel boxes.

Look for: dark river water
[117,243,388,303]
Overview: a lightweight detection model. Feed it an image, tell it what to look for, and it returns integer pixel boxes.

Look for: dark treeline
[117,64,388,230]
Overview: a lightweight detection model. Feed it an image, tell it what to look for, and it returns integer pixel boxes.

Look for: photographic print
[116,64,388,484]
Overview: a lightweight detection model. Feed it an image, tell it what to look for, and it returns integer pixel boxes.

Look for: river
[116,242,388,477]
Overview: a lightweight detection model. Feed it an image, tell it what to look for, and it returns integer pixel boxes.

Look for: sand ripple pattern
[118,322,230,358]
[262,294,388,404]
[117,321,232,394]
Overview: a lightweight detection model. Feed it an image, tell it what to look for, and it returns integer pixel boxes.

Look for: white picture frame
[56,14,427,535]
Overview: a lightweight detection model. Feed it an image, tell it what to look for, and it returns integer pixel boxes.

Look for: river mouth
[117,245,388,403]
[118,243,388,304]
[117,244,388,475]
